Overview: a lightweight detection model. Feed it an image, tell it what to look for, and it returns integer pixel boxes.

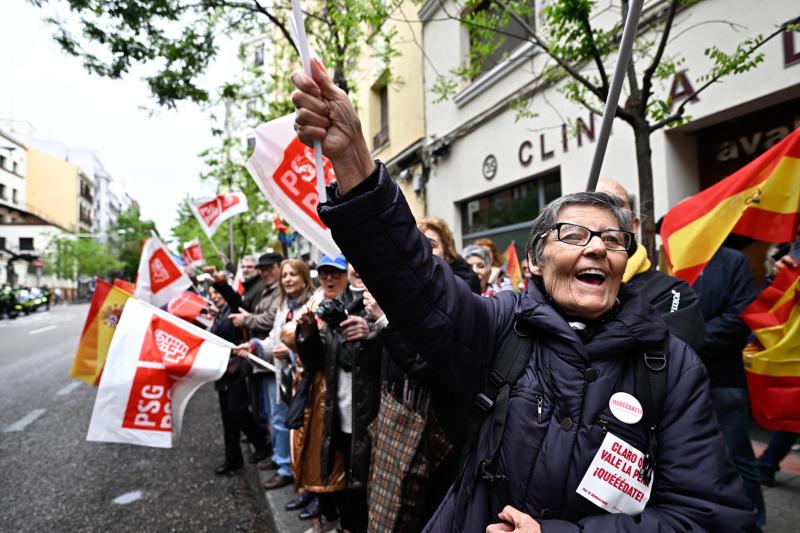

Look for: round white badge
[608,392,643,425]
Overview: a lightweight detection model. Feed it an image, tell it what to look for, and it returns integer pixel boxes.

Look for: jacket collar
[514,276,668,363]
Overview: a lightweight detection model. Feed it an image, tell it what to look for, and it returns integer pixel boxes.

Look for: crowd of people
[175,60,797,533]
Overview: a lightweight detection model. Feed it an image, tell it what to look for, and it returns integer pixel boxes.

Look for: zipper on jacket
[598,417,609,434]
[536,394,543,423]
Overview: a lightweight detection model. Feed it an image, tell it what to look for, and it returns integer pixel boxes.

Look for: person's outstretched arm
[291,62,512,400]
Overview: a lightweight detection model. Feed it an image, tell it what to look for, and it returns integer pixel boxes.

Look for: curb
[252,459,308,533]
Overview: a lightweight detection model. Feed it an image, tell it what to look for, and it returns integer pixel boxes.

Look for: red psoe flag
[189,192,249,238]
[134,236,192,308]
[246,114,340,258]
[168,291,213,329]
[182,239,204,268]
[86,298,231,448]
[660,128,800,284]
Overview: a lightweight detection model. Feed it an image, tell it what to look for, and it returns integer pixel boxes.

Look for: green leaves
[699,36,766,83]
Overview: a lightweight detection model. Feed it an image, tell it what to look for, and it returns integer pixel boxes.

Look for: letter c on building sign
[518,140,533,166]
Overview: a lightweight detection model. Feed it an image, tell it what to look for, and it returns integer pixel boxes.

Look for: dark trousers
[317,428,368,532]
[218,384,267,465]
[758,431,799,472]
[710,387,766,528]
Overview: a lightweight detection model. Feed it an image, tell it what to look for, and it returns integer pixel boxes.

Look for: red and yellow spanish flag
[741,266,800,432]
[70,279,132,385]
[502,241,524,292]
[661,128,800,284]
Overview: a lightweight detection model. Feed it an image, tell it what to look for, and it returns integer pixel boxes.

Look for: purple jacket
[319,163,756,532]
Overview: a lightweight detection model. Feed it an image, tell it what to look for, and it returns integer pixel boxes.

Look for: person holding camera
[295,258,381,533]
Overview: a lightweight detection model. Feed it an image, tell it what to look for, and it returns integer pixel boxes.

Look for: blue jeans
[265,375,292,477]
[758,431,799,473]
[710,387,766,528]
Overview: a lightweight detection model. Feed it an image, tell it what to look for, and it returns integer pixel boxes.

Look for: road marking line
[57,381,82,396]
[29,325,57,335]
[4,409,47,432]
[113,491,143,505]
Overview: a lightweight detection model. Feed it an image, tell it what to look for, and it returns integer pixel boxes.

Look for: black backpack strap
[634,337,669,484]
[461,319,534,495]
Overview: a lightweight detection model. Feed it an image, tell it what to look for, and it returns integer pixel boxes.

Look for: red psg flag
[189,192,249,238]
[246,114,340,258]
[86,298,230,448]
[134,236,192,308]
[182,239,204,268]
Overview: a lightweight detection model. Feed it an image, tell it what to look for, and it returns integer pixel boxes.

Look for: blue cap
[318,255,347,270]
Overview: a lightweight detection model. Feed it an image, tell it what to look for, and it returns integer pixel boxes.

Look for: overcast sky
[1,2,241,237]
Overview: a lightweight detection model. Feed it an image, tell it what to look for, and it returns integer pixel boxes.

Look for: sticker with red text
[609,392,643,424]
[576,432,652,515]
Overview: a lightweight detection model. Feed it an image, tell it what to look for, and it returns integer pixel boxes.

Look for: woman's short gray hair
[462,244,493,266]
[525,191,633,266]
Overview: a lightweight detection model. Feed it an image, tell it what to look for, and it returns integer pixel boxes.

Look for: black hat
[256,252,284,268]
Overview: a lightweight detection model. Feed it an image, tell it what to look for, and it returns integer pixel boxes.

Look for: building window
[12,161,17,174]
[0,183,6,200]
[0,237,5,250]
[461,169,561,254]
[247,136,256,152]
[12,189,18,204]
[254,44,264,67]
[372,85,389,150]
[19,237,34,251]
[0,155,5,170]
[466,1,534,78]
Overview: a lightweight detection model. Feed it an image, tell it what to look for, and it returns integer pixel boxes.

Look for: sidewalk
[753,436,800,532]
[251,440,800,532]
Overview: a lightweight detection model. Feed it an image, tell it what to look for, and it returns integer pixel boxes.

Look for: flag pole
[585,0,644,192]
[290,0,327,202]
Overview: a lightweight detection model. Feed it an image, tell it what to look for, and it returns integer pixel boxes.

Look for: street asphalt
[0,303,273,532]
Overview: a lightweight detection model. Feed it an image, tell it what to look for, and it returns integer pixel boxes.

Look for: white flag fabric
[134,236,192,308]
[87,298,230,448]
[189,192,249,238]
[246,114,341,258]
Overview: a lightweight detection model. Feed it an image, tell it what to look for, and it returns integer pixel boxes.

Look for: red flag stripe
[662,129,800,233]
[81,279,112,337]
[746,372,800,433]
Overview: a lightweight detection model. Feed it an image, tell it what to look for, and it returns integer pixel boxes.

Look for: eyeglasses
[541,222,634,252]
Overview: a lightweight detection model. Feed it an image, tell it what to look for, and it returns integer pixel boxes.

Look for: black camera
[316,298,349,329]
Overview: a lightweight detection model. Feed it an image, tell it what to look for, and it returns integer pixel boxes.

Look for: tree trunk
[634,124,658,264]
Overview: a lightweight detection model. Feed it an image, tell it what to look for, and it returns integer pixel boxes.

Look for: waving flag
[182,239,204,268]
[71,279,132,385]
[86,298,231,448]
[741,266,800,432]
[134,236,192,308]
[168,291,213,329]
[661,129,800,284]
[190,192,249,238]
[246,114,340,258]
[502,241,524,292]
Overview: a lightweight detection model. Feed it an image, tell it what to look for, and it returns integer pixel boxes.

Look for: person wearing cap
[295,258,381,533]
[209,251,284,467]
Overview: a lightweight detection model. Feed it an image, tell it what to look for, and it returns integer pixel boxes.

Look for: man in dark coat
[693,246,765,528]
[596,179,704,352]
[289,61,756,532]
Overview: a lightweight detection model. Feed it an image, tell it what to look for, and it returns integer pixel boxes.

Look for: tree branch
[576,3,610,95]
[492,0,605,102]
[649,15,799,132]
[251,0,298,56]
[641,0,678,106]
